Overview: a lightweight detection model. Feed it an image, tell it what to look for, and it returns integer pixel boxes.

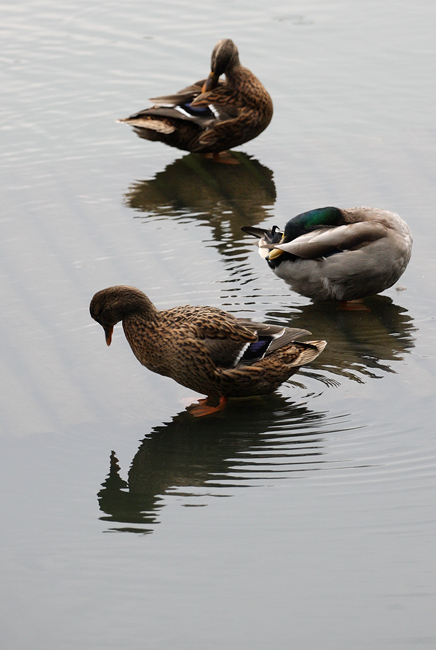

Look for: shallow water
[1,1,436,648]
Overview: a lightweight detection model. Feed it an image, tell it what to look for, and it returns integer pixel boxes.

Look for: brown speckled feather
[118,39,273,154]
[90,286,326,400]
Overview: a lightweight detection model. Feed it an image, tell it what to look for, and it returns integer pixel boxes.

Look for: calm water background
[1,0,436,648]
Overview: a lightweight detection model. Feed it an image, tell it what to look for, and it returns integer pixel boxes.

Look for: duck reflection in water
[98,394,344,534]
[96,293,415,534]
[266,295,416,384]
[124,152,276,242]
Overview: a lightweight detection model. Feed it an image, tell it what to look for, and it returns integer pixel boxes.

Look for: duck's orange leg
[339,300,370,311]
[188,395,228,417]
[202,152,240,165]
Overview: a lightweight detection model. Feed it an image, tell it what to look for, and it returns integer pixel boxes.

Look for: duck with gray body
[242,206,412,303]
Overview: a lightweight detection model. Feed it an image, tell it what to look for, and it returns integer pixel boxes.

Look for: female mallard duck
[90,286,326,416]
[242,206,412,305]
[118,39,273,156]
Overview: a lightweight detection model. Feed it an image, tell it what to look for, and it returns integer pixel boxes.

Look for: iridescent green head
[282,206,343,243]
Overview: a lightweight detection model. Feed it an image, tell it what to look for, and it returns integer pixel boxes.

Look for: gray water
[1,1,436,648]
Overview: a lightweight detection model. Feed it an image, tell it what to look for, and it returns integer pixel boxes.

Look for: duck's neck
[115,288,158,325]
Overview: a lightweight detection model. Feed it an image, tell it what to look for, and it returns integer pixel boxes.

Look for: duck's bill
[267,247,284,260]
[201,71,219,93]
[104,326,114,346]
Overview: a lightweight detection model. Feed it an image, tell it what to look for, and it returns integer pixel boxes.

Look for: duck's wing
[164,306,256,343]
[166,307,313,369]
[238,321,310,348]
[199,322,311,369]
[232,320,312,366]
[119,81,219,129]
[149,81,205,106]
[183,309,257,369]
[188,85,250,149]
[276,221,387,259]
[191,83,238,109]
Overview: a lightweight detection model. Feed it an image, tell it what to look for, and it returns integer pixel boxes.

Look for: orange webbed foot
[202,152,240,165]
[339,300,370,311]
[187,395,228,417]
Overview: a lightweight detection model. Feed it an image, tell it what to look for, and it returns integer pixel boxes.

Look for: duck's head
[202,39,240,92]
[267,206,343,262]
[90,285,154,346]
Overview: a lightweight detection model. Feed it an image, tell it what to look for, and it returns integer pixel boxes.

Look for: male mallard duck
[118,39,273,156]
[242,206,412,305]
[90,286,326,416]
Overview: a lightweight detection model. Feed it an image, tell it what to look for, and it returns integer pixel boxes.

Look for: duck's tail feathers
[288,340,327,367]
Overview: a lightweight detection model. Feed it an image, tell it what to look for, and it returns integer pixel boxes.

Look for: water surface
[1,1,436,648]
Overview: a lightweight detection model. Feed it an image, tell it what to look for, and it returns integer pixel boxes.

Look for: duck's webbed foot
[187,395,228,417]
[339,300,370,311]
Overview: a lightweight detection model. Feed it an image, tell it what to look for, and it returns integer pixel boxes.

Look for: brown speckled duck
[90,286,326,416]
[118,39,273,156]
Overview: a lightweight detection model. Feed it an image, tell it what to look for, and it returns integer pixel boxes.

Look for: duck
[89,286,326,416]
[118,39,273,156]
[242,206,413,305]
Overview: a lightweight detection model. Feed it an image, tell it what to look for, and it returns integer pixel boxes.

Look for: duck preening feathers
[118,39,273,156]
[242,206,412,304]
